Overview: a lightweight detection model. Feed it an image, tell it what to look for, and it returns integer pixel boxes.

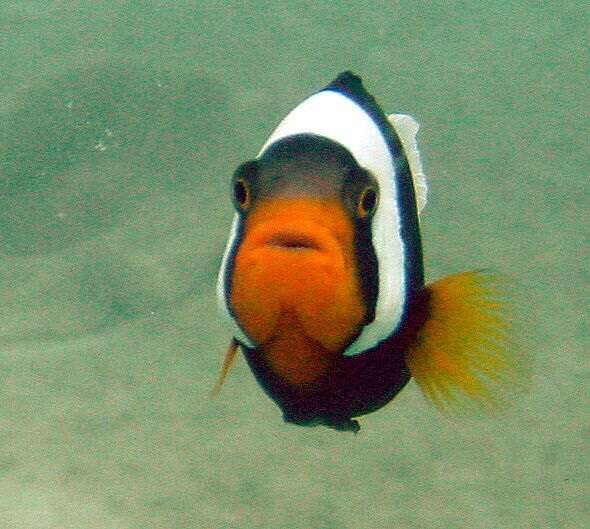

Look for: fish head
[228,134,379,356]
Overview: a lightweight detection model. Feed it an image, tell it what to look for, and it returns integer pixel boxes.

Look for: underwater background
[0,2,587,528]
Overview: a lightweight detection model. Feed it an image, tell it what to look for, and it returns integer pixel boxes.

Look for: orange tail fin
[406,271,530,414]
[211,338,240,398]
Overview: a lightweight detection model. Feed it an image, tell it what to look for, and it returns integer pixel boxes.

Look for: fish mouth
[266,231,322,251]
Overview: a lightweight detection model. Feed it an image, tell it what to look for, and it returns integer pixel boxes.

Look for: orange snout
[230,198,365,385]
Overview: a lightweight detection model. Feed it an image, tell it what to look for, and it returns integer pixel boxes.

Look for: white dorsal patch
[387,114,427,214]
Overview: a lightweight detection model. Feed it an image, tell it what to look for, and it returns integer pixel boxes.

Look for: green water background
[0,2,587,528]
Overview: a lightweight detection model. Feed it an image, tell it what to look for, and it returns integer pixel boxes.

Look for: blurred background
[0,2,587,528]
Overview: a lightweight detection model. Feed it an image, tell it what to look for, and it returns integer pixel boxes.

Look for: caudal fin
[406,271,530,414]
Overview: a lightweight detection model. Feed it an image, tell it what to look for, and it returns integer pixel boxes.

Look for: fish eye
[233,178,251,210]
[357,187,378,218]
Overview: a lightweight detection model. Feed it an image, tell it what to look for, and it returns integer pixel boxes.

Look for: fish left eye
[233,178,251,211]
[357,187,378,218]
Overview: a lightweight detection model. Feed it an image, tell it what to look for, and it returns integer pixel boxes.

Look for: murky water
[0,2,587,528]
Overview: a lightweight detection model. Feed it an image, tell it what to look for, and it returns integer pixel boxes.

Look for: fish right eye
[357,186,378,218]
[233,178,251,210]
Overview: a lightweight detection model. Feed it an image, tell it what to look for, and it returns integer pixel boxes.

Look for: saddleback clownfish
[214,72,522,432]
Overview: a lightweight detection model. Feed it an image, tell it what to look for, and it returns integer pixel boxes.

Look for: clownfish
[215,72,523,432]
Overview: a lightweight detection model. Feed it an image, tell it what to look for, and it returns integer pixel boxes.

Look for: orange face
[230,197,366,386]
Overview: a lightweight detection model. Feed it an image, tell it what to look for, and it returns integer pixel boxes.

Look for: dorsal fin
[387,114,427,214]
[324,71,379,109]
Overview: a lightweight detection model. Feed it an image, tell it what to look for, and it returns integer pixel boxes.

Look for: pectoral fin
[211,338,240,397]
